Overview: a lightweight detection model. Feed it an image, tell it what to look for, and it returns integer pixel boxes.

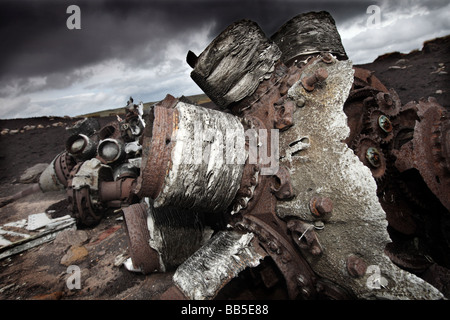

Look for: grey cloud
[1,0,448,119]
[0,0,376,82]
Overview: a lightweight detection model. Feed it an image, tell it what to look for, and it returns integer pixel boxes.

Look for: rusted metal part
[66,158,114,226]
[98,121,122,140]
[379,187,418,235]
[384,242,433,273]
[39,152,76,192]
[99,178,137,207]
[301,67,328,92]
[408,98,450,211]
[235,214,318,299]
[274,99,295,130]
[122,202,162,274]
[364,109,394,144]
[352,67,388,93]
[287,219,322,256]
[309,196,333,221]
[53,151,77,188]
[391,98,450,211]
[66,133,97,161]
[97,138,126,164]
[270,166,295,200]
[353,134,387,181]
[375,89,402,117]
[343,68,390,147]
[135,95,177,200]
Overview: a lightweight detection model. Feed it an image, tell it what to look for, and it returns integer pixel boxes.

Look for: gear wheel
[374,88,401,117]
[352,134,387,181]
[412,99,450,211]
[363,109,394,144]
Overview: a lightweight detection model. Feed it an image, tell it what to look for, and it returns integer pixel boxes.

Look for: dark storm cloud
[1,0,448,119]
[0,0,373,84]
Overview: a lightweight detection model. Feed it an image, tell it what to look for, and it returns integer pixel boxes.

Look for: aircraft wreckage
[28,11,450,299]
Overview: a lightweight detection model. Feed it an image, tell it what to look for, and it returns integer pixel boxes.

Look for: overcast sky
[0,0,449,119]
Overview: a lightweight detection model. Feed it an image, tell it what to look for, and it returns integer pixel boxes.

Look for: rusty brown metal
[97,138,126,164]
[409,98,450,211]
[69,187,104,227]
[353,134,387,181]
[122,202,162,274]
[135,94,177,199]
[53,151,77,188]
[66,134,97,161]
[236,214,318,299]
[98,121,122,140]
[99,178,137,207]
[301,67,328,91]
[287,219,322,256]
[309,196,333,220]
[270,166,295,200]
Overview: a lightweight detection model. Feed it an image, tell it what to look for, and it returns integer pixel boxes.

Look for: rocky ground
[0,35,448,301]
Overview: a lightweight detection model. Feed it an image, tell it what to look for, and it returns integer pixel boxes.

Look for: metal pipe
[97,138,126,164]
[65,133,97,161]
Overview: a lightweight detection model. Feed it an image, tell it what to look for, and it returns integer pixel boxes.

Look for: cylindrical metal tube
[189,20,281,108]
[271,11,348,65]
[66,133,97,160]
[39,152,75,192]
[97,138,126,164]
[137,95,245,213]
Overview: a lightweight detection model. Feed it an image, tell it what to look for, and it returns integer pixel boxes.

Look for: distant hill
[78,93,212,118]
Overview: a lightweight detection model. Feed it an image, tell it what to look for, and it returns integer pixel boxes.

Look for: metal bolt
[378,115,392,133]
[382,93,393,106]
[320,53,334,64]
[365,147,381,168]
[309,196,333,219]
[296,96,306,107]
[302,68,329,91]
[346,255,367,278]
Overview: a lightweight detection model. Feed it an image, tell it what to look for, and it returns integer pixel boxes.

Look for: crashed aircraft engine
[37,11,449,299]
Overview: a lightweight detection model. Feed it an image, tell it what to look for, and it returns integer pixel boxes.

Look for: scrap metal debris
[4,11,449,300]
[0,213,75,260]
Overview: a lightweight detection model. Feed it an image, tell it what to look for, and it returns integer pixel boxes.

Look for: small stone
[60,245,89,266]
[55,229,88,247]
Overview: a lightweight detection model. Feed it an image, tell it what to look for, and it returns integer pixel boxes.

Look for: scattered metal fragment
[173,231,264,300]
[0,214,75,261]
